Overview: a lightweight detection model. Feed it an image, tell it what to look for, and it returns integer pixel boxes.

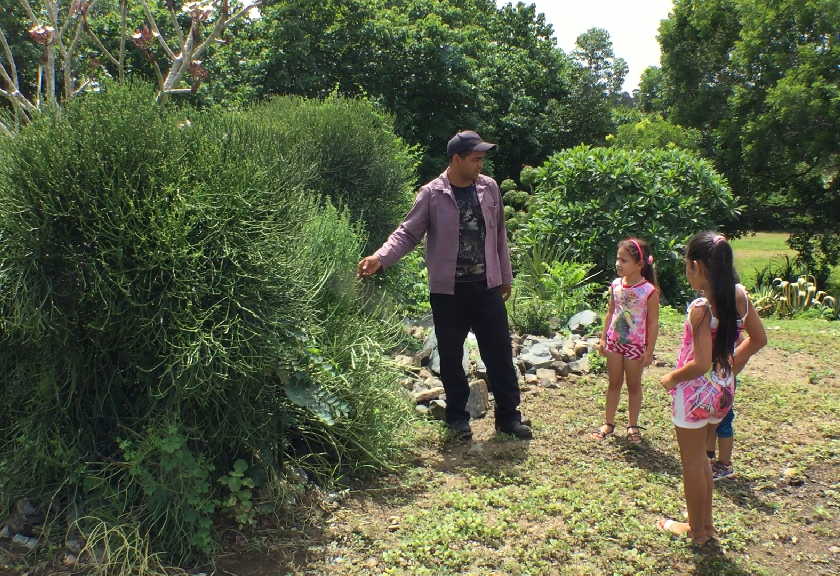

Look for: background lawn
[732,232,840,294]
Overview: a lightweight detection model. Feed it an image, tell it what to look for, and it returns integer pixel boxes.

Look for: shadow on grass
[690,541,757,575]
[619,440,777,515]
[432,434,531,478]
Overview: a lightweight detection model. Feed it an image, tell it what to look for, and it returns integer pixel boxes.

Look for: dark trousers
[430,282,521,426]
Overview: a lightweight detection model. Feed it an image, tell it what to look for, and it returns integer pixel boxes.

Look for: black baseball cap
[447,130,497,158]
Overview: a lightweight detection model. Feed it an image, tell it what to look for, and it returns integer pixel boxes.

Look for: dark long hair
[619,237,658,286]
[686,231,738,374]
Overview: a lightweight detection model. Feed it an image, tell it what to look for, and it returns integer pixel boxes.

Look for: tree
[659,0,840,280]
[634,66,669,114]
[573,27,628,102]
[0,0,260,131]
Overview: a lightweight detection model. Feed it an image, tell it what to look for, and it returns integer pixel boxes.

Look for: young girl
[706,282,767,481]
[594,238,660,444]
[657,231,744,545]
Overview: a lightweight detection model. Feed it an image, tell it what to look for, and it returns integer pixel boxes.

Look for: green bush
[608,114,702,152]
[508,245,598,336]
[0,83,414,563]
[241,95,419,253]
[518,146,739,303]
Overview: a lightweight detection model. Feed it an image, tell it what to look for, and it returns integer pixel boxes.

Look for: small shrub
[508,245,598,336]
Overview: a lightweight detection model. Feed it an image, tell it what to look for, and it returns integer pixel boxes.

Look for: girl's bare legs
[600,350,624,434]
[674,425,714,544]
[623,358,643,428]
[717,436,733,466]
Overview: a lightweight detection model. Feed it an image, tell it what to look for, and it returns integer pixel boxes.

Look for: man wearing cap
[357,131,532,440]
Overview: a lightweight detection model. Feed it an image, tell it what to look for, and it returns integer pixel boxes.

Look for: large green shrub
[0,83,413,563]
[518,146,739,303]
[241,95,419,253]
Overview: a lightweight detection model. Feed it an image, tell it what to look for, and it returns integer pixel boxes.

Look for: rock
[569,356,589,375]
[0,525,10,539]
[551,361,571,377]
[829,545,840,554]
[429,399,447,421]
[519,343,554,369]
[567,310,598,333]
[12,533,38,550]
[400,377,415,391]
[466,379,489,419]
[425,377,444,389]
[655,360,669,368]
[536,368,557,387]
[394,354,416,368]
[524,374,539,385]
[62,553,77,567]
[430,347,470,376]
[475,358,487,380]
[781,467,805,486]
[413,387,444,404]
[574,342,589,358]
[418,368,433,380]
[415,404,430,416]
[416,331,437,364]
[549,346,562,360]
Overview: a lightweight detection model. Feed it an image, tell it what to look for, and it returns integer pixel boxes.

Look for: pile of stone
[397,310,600,420]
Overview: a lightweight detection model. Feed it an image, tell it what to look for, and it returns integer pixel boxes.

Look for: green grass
[731,232,796,290]
[731,232,840,294]
[207,310,839,576]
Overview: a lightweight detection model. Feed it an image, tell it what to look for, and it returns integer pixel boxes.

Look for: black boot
[496,420,533,439]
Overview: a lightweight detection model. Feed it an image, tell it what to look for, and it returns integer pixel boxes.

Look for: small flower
[28,25,56,46]
[69,0,92,17]
[182,1,215,22]
[189,60,209,80]
[130,26,157,50]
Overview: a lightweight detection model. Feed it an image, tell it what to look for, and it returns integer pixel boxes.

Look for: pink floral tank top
[606,278,656,348]
[677,286,749,371]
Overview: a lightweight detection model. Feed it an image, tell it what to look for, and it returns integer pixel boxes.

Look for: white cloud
[498,0,674,92]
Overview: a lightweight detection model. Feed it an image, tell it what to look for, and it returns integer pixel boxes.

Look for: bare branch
[87,27,121,67]
[118,0,127,82]
[193,1,260,60]
[167,2,185,47]
[0,27,21,91]
[140,0,177,61]
[16,0,39,24]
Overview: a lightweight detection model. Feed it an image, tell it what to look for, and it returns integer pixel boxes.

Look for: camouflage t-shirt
[452,184,486,283]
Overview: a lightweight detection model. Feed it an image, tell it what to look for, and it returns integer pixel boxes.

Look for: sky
[499,0,674,92]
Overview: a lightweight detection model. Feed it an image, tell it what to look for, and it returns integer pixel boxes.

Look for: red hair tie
[630,239,652,266]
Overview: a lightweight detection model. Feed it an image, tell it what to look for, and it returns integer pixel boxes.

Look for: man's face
[454,150,486,181]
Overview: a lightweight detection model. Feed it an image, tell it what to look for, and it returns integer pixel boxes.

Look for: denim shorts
[716,406,735,438]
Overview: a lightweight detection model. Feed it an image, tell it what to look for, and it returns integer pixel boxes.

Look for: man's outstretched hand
[501,284,512,301]
[357,255,382,278]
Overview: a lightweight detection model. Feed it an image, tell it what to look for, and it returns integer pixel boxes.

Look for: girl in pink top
[594,238,660,444]
[658,231,743,546]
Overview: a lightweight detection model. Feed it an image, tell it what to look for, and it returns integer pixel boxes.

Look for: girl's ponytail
[686,232,738,373]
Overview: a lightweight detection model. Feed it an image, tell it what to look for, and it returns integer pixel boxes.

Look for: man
[357,130,532,440]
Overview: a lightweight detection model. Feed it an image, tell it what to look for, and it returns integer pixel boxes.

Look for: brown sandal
[592,422,615,440]
[626,425,645,444]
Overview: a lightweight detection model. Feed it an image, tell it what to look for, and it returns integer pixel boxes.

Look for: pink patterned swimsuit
[671,297,738,429]
[605,278,656,359]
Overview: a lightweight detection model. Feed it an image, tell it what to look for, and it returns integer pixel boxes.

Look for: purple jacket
[374,171,514,295]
